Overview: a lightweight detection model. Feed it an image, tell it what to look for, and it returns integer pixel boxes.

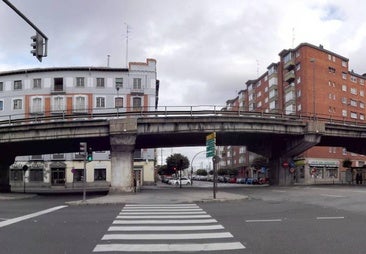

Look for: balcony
[284,70,295,83]
[131,88,144,95]
[284,58,295,70]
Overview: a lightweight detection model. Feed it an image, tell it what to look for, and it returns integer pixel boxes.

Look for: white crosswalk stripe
[93,203,245,252]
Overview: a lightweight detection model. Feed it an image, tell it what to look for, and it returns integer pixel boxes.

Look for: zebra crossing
[93,203,245,252]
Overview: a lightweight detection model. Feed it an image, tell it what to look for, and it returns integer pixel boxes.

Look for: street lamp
[115,84,121,117]
[310,58,316,119]
[190,150,206,185]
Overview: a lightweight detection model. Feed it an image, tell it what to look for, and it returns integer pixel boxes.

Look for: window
[29,169,43,182]
[360,90,364,97]
[96,78,105,88]
[52,96,65,111]
[10,169,23,181]
[96,97,105,108]
[351,112,357,119]
[31,97,43,113]
[73,169,84,182]
[350,76,357,83]
[342,73,347,80]
[0,100,3,111]
[74,96,86,111]
[115,97,123,108]
[342,97,347,104]
[257,91,262,98]
[133,78,142,89]
[132,97,142,109]
[283,52,292,63]
[350,87,357,95]
[94,168,106,181]
[295,63,301,71]
[14,80,22,90]
[115,78,123,89]
[360,102,365,109]
[54,78,64,91]
[0,82,4,91]
[13,99,22,110]
[350,99,357,107]
[296,77,301,84]
[33,78,41,89]
[328,67,336,73]
[342,61,347,67]
[342,85,347,92]
[361,114,365,120]
[342,109,347,117]
[76,77,85,87]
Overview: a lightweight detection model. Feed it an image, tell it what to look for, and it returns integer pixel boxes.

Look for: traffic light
[87,147,93,162]
[30,33,44,62]
[79,142,87,155]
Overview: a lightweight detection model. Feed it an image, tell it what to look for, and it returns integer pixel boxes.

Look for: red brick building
[222,42,366,184]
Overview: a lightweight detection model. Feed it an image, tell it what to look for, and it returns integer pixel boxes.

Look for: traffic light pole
[2,0,48,57]
[82,154,86,202]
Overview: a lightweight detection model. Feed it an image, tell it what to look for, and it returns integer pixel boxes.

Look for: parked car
[236,178,246,184]
[245,178,258,184]
[228,177,237,183]
[170,177,191,185]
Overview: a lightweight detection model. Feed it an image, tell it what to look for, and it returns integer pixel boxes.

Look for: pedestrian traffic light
[30,33,44,62]
[87,147,93,162]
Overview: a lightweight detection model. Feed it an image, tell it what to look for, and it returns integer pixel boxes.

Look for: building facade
[222,43,366,184]
[0,58,159,192]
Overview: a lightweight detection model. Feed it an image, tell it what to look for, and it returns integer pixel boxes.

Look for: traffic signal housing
[79,142,87,155]
[87,147,93,162]
[30,33,44,62]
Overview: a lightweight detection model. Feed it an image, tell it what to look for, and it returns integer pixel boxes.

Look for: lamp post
[310,58,316,119]
[190,150,206,185]
[115,84,121,117]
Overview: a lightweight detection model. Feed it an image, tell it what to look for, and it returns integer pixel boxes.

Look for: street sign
[206,132,216,158]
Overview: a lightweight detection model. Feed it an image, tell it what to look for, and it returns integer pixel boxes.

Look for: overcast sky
[1,0,366,169]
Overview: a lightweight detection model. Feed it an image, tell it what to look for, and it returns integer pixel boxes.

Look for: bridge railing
[0,105,365,128]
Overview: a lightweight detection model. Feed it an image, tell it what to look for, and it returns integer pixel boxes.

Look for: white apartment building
[0,59,159,192]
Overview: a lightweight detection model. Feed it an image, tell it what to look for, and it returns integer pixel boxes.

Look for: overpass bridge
[1,108,366,192]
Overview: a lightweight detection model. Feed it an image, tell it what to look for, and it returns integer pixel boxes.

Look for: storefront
[305,159,339,184]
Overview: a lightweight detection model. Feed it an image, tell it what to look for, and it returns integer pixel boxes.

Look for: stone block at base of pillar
[0,184,11,193]
[109,186,134,193]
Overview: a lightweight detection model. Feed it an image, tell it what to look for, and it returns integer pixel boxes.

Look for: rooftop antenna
[124,22,130,68]
[107,54,110,67]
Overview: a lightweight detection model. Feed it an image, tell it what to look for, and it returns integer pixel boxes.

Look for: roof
[0,66,129,77]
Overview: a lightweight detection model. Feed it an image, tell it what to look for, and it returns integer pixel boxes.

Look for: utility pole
[3,0,48,61]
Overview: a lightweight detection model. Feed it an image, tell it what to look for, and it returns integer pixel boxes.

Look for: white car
[170,177,191,185]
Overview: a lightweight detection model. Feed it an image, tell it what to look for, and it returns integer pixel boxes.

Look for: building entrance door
[51,168,66,186]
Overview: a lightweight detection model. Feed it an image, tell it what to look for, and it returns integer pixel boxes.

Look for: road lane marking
[122,208,203,212]
[245,219,282,223]
[117,214,211,219]
[108,225,224,231]
[102,232,233,240]
[0,205,67,228]
[112,219,218,224]
[93,242,245,252]
[316,216,345,220]
[320,194,345,198]
[120,211,206,215]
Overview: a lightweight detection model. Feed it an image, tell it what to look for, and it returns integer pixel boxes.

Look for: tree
[251,156,268,170]
[217,168,228,176]
[157,165,175,175]
[166,153,190,172]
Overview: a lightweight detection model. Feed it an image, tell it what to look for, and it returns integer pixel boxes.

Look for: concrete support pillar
[109,118,137,193]
[269,156,293,186]
[0,155,15,192]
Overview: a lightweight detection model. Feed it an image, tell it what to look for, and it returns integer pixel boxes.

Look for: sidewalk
[67,183,249,205]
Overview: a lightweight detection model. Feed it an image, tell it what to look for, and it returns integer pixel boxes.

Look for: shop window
[29,169,43,182]
[94,168,106,181]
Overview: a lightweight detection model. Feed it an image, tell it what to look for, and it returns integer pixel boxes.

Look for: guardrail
[0,105,365,128]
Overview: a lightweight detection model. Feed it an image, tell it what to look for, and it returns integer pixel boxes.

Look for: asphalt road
[2,185,366,254]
